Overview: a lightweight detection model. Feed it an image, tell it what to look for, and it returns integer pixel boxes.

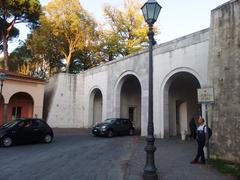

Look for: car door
[9,121,25,143]
[116,119,126,134]
[112,119,122,133]
[122,119,130,134]
[31,119,44,141]
[16,120,34,143]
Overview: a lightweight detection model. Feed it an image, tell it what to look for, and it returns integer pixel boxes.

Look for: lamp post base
[143,138,158,180]
[143,173,158,180]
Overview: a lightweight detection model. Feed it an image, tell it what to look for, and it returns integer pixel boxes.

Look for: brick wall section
[208,0,240,163]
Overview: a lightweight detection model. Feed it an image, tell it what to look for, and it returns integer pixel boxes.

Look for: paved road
[0,129,235,180]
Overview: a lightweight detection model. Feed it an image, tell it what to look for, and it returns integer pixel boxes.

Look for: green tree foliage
[26,16,64,77]
[102,0,152,61]
[43,0,98,72]
[69,44,104,73]
[0,0,41,70]
[8,16,64,78]
[8,41,32,74]
[21,0,102,76]
[8,40,49,79]
[99,29,123,62]
[8,0,157,76]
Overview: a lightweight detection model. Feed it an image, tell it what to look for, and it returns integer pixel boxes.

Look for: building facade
[0,70,45,125]
[45,28,209,137]
[45,0,240,162]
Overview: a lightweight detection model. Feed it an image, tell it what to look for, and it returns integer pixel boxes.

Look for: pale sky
[8,0,229,53]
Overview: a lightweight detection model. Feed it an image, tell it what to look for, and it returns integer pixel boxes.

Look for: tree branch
[6,17,16,39]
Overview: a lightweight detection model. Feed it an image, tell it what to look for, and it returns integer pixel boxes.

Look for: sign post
[197,88,214,164]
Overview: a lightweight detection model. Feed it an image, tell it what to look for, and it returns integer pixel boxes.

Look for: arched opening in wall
[89,88,103,126]
[164,72,201,138]
[120,75,141,133]
[7,92,34,122]
[0,95,4,125]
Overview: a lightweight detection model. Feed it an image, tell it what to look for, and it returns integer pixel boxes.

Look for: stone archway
[89,88,103,126]
[7,92,34,122]
[116,74,142,131]
[163,72,201,137]
[0,95,4,125]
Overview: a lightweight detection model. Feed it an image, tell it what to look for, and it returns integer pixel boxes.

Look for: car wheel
[2,137,13,147]
[129,129,134,136]
[107,130,113,138]
[43,134,53,143]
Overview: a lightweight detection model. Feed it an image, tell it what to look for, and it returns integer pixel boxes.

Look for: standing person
[190,116,208,164]
[189,117,196,139]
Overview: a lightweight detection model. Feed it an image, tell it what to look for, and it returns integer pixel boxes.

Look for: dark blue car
[92,118,135,137]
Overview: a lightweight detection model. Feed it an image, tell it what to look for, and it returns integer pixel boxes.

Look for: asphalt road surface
[0,129,235,180]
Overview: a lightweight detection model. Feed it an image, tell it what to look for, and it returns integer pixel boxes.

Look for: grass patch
[211,159,240,179]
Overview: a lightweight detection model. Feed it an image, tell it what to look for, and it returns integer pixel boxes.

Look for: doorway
[128,107,136,123]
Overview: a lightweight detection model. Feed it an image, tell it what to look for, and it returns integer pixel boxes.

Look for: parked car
[92,118,135,137]
[0,118,54,147]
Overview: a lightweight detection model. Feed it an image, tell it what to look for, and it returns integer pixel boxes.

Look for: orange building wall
[7,93,33,122]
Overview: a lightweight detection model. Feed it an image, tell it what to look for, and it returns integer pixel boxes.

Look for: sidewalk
[126,137,235,180]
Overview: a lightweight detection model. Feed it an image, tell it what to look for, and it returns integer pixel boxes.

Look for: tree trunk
[2,5,8,70]
[66,64,70,73]
[2,34,8,70]
[109,53,113,61]
[2,5,16,71]
[65,53,72,73]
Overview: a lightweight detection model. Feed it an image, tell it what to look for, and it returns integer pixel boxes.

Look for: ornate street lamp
[0,72,6,94]
[141,1,162,180]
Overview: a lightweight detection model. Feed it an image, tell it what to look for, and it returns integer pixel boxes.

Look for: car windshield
[104,119,116,124]
[2,120,19,128]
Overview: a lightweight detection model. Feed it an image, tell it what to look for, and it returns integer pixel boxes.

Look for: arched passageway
[7,92,34,122]
[89,88,103,126]
[164,72,201,137]
[0,95,4,125]
[120,75,142,131]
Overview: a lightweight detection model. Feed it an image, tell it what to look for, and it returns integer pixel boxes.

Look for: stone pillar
[3,103,8,124]
[208,0,240,163]
[1,106,3,125]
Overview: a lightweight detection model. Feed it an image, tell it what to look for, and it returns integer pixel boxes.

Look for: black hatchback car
[92,118,135,137]
[0,118,54,147]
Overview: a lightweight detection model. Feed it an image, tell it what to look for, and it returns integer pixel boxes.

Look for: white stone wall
[45,28,210,137]
[208,0,240,163]
[83,66,108,128]
[154,29,209,138]
[46,73,85,128]
[43,0,239,163]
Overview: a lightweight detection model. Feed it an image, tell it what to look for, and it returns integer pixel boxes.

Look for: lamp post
[141,1,162,180]
[0,72,6,95]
